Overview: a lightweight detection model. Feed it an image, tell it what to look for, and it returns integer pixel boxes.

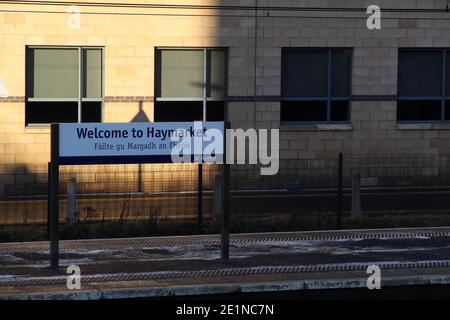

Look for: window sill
[280,123,353,131]
[396,123,450,130]
[25,125,51,134]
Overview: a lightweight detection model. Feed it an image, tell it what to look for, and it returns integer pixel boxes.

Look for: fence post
[337,152,343,230]
[47,161,51,241]
[221,122,230,262]
[197,164,203,234]
[213,174,223,220]
[50,123,60,270]
[67,177,77,224]
[351,173,361,218]
[138,164,143,193]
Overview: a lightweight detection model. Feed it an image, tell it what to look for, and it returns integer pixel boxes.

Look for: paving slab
[1,228,450,299]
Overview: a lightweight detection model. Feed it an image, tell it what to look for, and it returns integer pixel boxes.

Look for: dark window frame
[281,48,352,124]
[154,47,228,122]
[397,48,449,123]
[25,45,104,126]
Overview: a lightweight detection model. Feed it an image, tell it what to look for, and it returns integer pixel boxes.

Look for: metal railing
[1,153,450,240]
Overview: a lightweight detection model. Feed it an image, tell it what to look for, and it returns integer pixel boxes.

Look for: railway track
[1,227,449,253]
[1,227,450,288]
[2,259,450,287]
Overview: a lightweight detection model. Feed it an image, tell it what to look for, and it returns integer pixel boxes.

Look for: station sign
[57,122,225,165]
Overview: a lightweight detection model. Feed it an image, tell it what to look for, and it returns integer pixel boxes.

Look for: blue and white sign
[58,122,224,165]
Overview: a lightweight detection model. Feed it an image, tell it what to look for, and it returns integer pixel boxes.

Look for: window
[155,48,227,121]
[26,47,103,125]
[281,48,352,123]
[398,49,450,121]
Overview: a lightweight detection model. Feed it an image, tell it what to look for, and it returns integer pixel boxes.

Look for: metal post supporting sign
[50,123,60,270]
[48,121,227,269]
[46,161,51,241]
[197,163,203,235]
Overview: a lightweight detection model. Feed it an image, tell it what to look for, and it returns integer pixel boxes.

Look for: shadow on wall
[2,154,449,198]
[0,164,48,196]
[0,163,221,197]
[0,163,220,226]
[131,101,150,122]
[0,161,220,225]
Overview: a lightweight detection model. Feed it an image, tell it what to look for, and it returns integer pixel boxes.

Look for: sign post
[46,161,51,241]
[50,123,60,269]
[48,122,225,268]
[197,162,203,235]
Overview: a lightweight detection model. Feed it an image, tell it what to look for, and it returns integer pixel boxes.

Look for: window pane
[332,49,351,97]
[154,101,203,121]
[282,50,328,97]
[157,49,204,98]
[445,100,450,120]
[82,102,102,122]
[207,50,226,98]
[207,101,225,121]
[27,48,79,98]
[397,100,442,121]
[281,101,327,122]
[83,49,102,98]
[25,101,78,125]
[398,50,442,97]
[331,101,349,121]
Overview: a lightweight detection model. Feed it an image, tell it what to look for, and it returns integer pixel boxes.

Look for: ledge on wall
[280,123,353,132]
[396,123,450,130]
[24,125,51,134]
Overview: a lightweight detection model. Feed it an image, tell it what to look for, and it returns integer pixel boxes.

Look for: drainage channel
[1,259,450,287]
[1,229,450,254]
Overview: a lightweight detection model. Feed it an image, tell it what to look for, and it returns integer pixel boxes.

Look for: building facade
[2,0,450,196]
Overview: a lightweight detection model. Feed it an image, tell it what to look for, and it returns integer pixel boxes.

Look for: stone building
[2,0,450,197]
